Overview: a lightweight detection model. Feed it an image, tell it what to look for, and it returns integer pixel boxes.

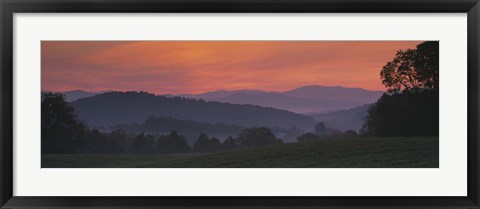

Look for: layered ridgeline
[71,91,317,131]
[179,85,383,114]
[62,90,111,102]
[111,116,247,142]
[308,104,371,132]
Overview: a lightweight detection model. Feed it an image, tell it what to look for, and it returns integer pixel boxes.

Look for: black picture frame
[1,0,479,208]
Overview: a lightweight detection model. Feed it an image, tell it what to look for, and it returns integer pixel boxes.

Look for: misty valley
[41,85,438,168]
[41,41,439,168]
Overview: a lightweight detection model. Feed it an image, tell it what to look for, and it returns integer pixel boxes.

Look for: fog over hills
[283,85,382,104]
[70,91,317,131]
[308,104,372,132]
[62,90,111,102]
[179,89,266,99]
[178,85,383,113]
[60,85,383,133]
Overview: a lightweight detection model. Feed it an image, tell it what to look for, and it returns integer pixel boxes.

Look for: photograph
[40,41,439,168]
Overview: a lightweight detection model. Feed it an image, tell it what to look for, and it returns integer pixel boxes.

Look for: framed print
[1,0,479,208]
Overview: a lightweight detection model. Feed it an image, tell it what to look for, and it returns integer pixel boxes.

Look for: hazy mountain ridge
[61,86,383,132]
[110,116,248,143]
[179,89,267,99]
[62,90,111,102]
[283,85,382,103]
[308,104,372,132]
[209,92,364,113]
[70,91,317,131]
[178,85,383,113]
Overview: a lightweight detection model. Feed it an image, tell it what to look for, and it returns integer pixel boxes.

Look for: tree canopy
[157,130,191,154]
[363,90,439,136]
[380,41,439,93]
[237,127,283,148]
[192,133,222,153]
[363,41,439,137]
[42,92,87,154]
[314,122,327,136]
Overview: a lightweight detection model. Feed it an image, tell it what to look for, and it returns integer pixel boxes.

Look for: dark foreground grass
[42,137,439,168]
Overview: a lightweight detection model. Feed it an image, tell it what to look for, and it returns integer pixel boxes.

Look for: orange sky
[41,41,422,94]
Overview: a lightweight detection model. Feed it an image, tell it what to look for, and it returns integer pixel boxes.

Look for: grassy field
[42,137,438,168]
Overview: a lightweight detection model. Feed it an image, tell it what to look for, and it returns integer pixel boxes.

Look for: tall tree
[237,127,283,148]
[296,132,321,142]
[157,130,190,154]
[314,122,327,136]
[193,133,221,153]
[107,129,128,154]
[222,136,240,150]
[380,41,439,93]
[363,90,439,136]
[42,92,87,154]
[363,41,439,136]
[81,129,108,154]
[130,133,156,154]
[414,41,439,90]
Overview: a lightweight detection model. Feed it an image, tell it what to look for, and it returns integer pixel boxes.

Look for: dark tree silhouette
[363,41,439,136]
[363,90,439,136]
[70,91,316,131]
[42,92,87,154]
[380,41,439,93]
[344,130,358,137]
[314,122,327,136]
[415,41,439,90]
[222,136,240,150]
[237,127,283,148]
[157,130,190,154]
[296,132,322,142]
[192,133,222,153]
[281,126,303,142]
[130,133,156,154]
[107,129,128,154]
[82,129,128,154]
[81,129,108,154]
[113,115,245,137]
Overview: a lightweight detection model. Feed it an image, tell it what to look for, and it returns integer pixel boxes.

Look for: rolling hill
[110,116,247,142]
[70,91,317,131]
[62,90,111,102]
[308,104,371,132]
[178,85,383,113]
[283,85,382,104]
[42,137,439,168]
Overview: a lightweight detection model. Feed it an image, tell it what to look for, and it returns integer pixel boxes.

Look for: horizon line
[42,84,387,95]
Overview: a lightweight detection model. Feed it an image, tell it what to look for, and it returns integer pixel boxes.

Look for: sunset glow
[41,41,422,94]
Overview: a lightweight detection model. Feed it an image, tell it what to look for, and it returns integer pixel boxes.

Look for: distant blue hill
[307,104,372,132]
[179,85,383,113]
[61,90,111,102]
[70,91,317,131]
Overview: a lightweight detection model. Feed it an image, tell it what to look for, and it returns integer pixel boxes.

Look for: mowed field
[42,137,439,168]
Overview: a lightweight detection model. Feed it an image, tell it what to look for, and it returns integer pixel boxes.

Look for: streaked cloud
[41,41,422,94]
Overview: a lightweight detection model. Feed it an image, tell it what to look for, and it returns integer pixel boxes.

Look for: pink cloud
[41,41,422,94]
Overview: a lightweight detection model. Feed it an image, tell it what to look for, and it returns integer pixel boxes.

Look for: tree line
[69,90,316,130]
[42,92,283,154]
[295,122,358,142]
[295,41,439,141]
[41,41,439,154]
[362,41,439,136]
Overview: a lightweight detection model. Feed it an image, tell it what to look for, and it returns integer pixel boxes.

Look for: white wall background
[13,13,467,196]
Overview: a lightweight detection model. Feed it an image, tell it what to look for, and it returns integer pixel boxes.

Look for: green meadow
[42,137,438,168]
